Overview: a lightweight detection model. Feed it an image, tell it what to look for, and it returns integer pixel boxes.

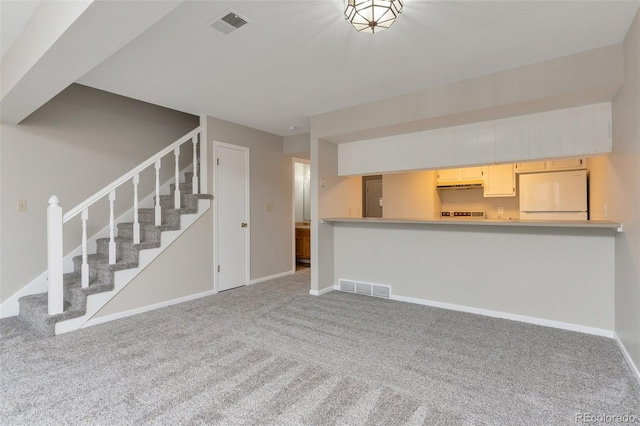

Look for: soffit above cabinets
[338,102,611,176]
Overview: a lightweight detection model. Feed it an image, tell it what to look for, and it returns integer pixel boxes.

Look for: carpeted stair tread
[18,294,85,337]
[17,172,210,337]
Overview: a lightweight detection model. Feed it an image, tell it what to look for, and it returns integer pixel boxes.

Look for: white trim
[390,294,614,338]
[248,270,295,285]
[0,166,193,319]
[82,288,218,329]
[55,199,211,334]
[615,333,640,386]
[213,141,250,293]
[309,286,334,296]
[199,115,208,194]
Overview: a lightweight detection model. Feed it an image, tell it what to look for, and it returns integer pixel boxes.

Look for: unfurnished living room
[1,1,640,424]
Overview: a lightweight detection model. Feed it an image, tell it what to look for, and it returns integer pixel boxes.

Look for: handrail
[63,126,201,223]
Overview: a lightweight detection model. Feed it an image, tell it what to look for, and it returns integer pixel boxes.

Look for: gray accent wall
[206,116,293,281]
[0,84,198,304]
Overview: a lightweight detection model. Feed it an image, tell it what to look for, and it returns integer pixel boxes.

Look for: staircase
[15,127,211,337]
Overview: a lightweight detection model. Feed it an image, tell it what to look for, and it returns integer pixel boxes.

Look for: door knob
[241,223,248,228]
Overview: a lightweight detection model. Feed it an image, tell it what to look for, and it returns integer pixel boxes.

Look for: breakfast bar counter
[321,217,622,231]
[320,214,617,334]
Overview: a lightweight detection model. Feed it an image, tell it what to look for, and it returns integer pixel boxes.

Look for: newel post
[47,196,64,315]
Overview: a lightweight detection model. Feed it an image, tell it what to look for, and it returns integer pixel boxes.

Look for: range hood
[436,179,484,190]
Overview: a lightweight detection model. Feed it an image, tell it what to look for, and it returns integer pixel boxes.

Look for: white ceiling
[0,0,41,59]
[77,1,639,136]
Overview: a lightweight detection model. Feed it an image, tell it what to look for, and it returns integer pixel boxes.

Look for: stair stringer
[0,165,193,319]
[54,198,211,335]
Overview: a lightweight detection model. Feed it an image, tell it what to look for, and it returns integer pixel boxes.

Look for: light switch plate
[17,200,27,212]
[265,203,273,213]
[497,207,504,215]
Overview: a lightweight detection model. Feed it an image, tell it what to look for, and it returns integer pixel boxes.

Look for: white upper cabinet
[459,166,483,180]
[483,164,516,197]
[515,157,586,173]
[547,157,585,170]
[337,102,612,176]
[515,161,546,173]
[437,167,483,183]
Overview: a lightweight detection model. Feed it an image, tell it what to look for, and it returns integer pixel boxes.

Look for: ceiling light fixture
[344,0,403,33]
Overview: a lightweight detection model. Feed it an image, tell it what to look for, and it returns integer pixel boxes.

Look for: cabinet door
[515,161,546,173]
[295,235,303,257]
[547,157,586,170]
[460,166,483,180]
[437,168,459,182]
[484,164,516,197]
[302,237,311,258]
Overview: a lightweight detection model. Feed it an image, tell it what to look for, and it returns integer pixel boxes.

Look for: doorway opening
[292,158,311,271]
[362,175,383,218]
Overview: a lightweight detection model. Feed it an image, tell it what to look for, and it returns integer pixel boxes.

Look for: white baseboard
[309,286,334,296]
[82,288,217,329]
[248,270,294,285]
[387,294,614,338]
[615,333,640,386]
[0,166,193,319]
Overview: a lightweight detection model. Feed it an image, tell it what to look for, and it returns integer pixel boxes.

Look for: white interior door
[216,143,249,292]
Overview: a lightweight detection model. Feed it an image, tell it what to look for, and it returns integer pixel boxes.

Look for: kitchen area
[435,156,598,223]
[318,102,622,336]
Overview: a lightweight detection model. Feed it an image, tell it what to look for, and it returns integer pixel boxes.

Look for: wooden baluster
[174,147,181,209]
[133,174,140,244]
[81,208,89,288]
[108,190,116,264]
[47,196,64,315]
[192,135,199,194]
[155,160,161,226]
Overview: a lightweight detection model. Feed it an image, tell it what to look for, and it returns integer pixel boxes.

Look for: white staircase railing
[46,127,204,315]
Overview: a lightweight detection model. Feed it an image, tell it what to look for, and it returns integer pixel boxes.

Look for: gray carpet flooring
[1,269,639,425]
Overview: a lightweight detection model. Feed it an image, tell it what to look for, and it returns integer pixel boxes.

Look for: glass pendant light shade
[345,0,403,33]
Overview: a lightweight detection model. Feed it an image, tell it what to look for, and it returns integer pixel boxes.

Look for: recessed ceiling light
[289,126,297,131]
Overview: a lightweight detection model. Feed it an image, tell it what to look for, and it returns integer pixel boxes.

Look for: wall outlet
[604,204,608,218]
[265,203,273,213]
[17,200,27,212]
[497,207,504,215]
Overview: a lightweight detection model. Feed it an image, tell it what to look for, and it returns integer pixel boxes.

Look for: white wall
[611,10,640,376]
[0,84,198,303]
[206,116,292,280]
[334,223,615,332]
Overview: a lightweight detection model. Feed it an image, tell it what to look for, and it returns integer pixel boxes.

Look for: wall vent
[339,279,391,299]
[210,11,250,35]
[339,280,355,293]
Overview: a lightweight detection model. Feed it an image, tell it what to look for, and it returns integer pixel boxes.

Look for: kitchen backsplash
[439,188,520,219]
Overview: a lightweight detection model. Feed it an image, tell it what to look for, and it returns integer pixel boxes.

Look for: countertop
[321,217,622,231]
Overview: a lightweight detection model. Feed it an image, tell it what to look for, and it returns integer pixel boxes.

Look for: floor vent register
[338,279,391,299]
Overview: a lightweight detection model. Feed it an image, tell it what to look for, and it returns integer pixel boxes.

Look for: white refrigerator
[519,170,588,220]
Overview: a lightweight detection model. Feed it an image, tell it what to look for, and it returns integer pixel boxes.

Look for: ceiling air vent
[210,11,250,35]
